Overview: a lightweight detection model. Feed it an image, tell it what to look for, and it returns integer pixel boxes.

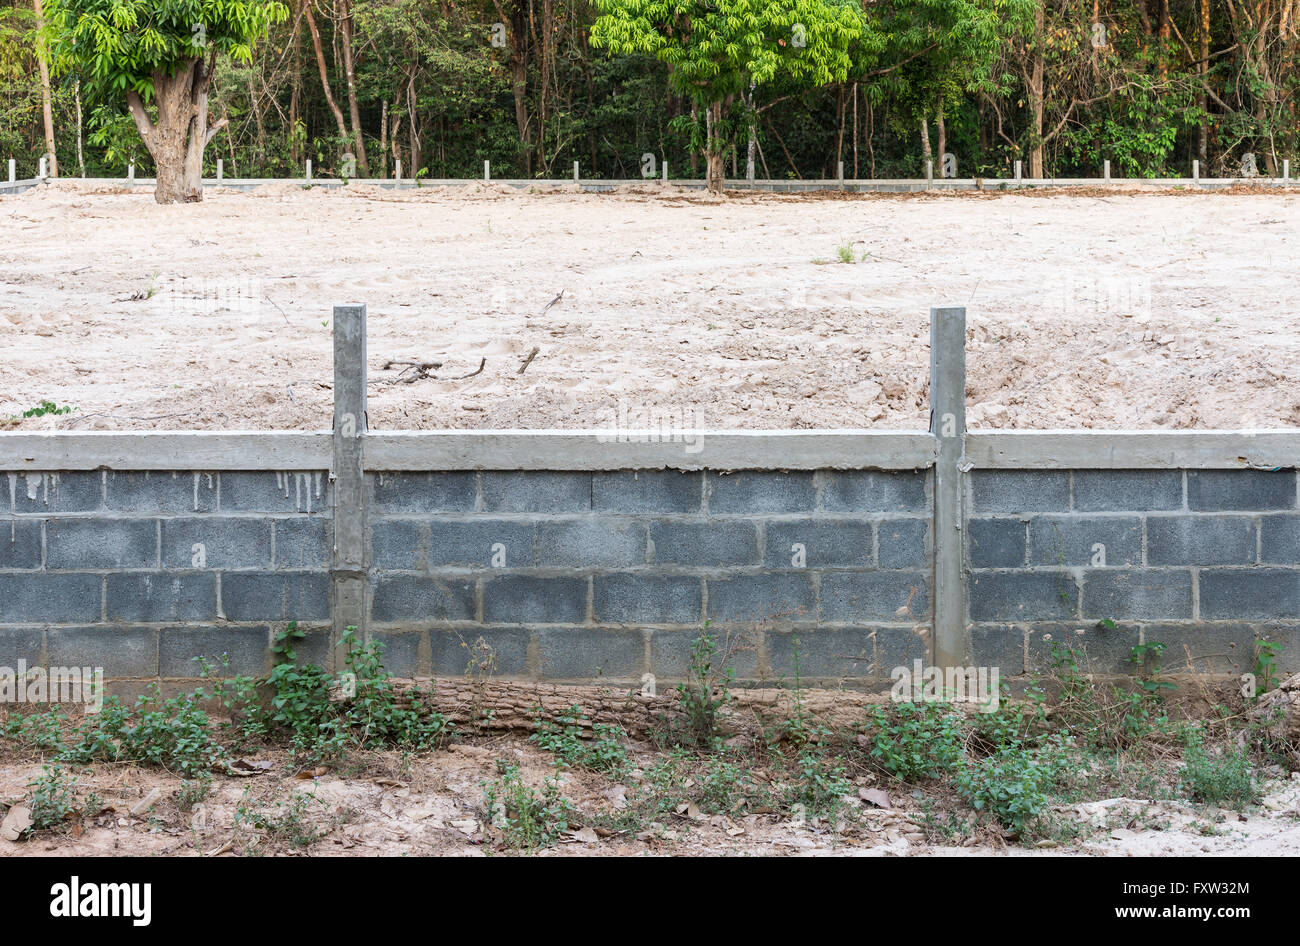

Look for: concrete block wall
[967,468,1300,679]
[0,470,332,683]
[366,469,932,686]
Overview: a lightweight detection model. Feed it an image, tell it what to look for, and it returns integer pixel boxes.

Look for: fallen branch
[517,346,540,374]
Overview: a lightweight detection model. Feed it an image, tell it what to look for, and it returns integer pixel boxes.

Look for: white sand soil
[1,180,1297,432]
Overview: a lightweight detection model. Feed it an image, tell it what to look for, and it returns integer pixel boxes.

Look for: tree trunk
[33,0,57,177]
[1198,0,1210,163]
[936,102,947,172]
[74,79,84,177]
[705,100,725,193]
[1029,1,1046,178]
[126,55,228,204]
[304,3,350,150]
[339,0,369,176]
[920,113,932,171]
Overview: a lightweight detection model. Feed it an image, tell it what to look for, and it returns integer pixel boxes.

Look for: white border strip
[967,430,1300,470]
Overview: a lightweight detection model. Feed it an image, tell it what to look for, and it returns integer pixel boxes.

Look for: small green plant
[953,735,1075,833]
[1250,640,1281,699]
[835,241,855,264]
[483,761,574,851]
[175,776,212,813]
[668,625,736,749]
[19,400,75,418]
[27,765,76,831]
[530,705,629,776]
[786,735,855,822]
[1181,731,1258,809]
[235,788,329,850]
[868,701,967,782]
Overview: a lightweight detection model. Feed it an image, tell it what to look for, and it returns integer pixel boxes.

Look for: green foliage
[530,705,629,776]
[953,734,1074,833]
[19,400,74,418]
[482,760,575,851]
[26,764,76,831]
[1181,731,1259,810]
[868,701,967,781]
[665,625,736,749]
[234,787,328,850]
[43,0,288,101]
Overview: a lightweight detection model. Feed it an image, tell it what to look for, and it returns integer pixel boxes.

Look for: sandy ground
[1,179,1298,433]
[3,739,1297,857]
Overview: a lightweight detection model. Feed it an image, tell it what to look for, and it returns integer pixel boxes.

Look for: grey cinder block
[593,574,702,624]
[47,518,157,569]
[221,572,330,622]
[162,518,271,569]
[370,575,476,623]
[1082,569,1193,621]
[708,471,815,514]
[970,471,1070,513]
[706,573,815,623]
[537,628,644,680]
[431,520,536,568]
[1146,515,1256,566]
[1187,470,1296,512]
[968,518,1027,568]
[107,573,218,622]
[482,575,587,624]
[0,518,42,568]
[822,471,927,513]
[274,517,332,569]
[1029,515,1142,567]
[539,519,644,568]
[48,626,157,677]
[969,571,1076,622]
[592,471,702,513]
[651,520,757,566]
[221,471,330,513]
[878,518,929,568]
[370,472,476,514]
[159,625,270,677]
[1199,569,1300,621]
[10,472,102,513]
[1073,471,1182,512]
[107,471,216,513]
[429,626,531,677]
[0,572,101,623]
[763,520,872,568]
[821,571,929,622]
[481,472,591,513]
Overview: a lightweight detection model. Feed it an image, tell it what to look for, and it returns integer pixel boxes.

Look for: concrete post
[331,303,369,670]
[1284,159,1290,182]
[395,159,402,186]
[484,160,490,182]
[127,162,133,183]
[1103,159,1111,182]
[837,160,844,189]
[1192,159,1199,182]
[930,306,967,672]
[662,160,668,182]
[925,159,933,184]
[217,159,223,182]
[1014,160,1022,181]
[39,156,47,179]
[747,157,755,184]
[573,161,579,183]
[7,159,13,183]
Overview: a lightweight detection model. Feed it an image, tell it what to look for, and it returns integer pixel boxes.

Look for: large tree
[591,0,861,192]
[43,0,286,202]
